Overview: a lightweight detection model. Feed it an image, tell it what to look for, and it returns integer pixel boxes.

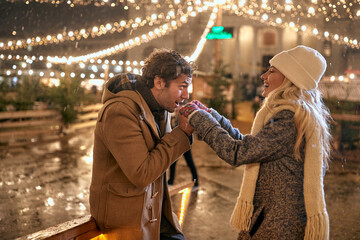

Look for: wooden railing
[0,109,63,146]
[0,104,102,146]
[331,113,360,152]
[66,104,102,133]
[17,181,194,240]
[332,113,360,122]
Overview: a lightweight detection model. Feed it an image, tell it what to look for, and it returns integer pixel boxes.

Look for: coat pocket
[104,183,146,229]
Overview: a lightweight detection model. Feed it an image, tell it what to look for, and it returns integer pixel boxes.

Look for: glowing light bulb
[308,7,315,14]
[79,62,85,68]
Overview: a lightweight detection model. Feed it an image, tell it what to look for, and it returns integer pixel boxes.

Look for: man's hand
[179,102,199,118]
[178,114,194,136]
[192,100,211,113]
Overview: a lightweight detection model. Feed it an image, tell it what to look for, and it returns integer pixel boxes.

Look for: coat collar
[118,90,161,139]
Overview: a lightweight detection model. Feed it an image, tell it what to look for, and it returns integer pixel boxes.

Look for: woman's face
[260,66,285,97]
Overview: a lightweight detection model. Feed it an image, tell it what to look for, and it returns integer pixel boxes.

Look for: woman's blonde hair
[263,78,332,168]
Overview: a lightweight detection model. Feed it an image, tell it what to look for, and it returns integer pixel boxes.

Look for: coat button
[151,191,158,198]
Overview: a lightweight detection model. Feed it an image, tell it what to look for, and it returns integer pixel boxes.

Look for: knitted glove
[179,102,199,118]
[192,100,211,113]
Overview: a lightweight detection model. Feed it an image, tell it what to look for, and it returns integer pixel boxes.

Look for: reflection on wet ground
[0,129,94,240]
[0,127,359,240]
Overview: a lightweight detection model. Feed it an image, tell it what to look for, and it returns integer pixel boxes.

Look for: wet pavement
[0,129,94,240]
[1,123,360,240]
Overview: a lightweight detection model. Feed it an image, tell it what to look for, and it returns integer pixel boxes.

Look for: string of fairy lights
[4,0,190,8]
[1,0,359,82]
[227,0,360,21]
[2,0,359,53]
[47,19,189,64]
[8,0,359,20]
[187,5,217,62]
[0,6,211,89]
[1,13,174,51]
[0,0,205,62]
[0,7,217,81]
[1,0,196,51]
[225,3,359,49]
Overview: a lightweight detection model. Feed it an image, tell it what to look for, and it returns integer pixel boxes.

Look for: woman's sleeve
[209,108,243,140]
[189,110,296,167]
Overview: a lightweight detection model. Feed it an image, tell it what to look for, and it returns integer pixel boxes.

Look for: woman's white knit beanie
[269,45,327,90]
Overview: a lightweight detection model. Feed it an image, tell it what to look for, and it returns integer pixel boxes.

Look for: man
[89,49,193,239]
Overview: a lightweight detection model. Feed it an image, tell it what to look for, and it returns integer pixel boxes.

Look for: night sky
[0,1,128,38]
[0,1,130,57]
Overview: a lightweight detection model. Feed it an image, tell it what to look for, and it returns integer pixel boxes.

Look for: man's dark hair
[141,48,194,88]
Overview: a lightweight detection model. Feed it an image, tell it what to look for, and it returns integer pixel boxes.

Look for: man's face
[154,74,192,113]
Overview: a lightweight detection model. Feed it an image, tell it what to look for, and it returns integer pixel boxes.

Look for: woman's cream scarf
[230,104,329,239]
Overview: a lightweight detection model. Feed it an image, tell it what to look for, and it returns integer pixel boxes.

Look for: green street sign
[206,26,233,40]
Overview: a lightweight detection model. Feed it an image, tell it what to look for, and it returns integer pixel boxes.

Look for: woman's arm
[208,109,243,140]
[189,110,297,167]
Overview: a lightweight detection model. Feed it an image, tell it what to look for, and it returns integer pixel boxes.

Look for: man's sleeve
[102,103,191,188]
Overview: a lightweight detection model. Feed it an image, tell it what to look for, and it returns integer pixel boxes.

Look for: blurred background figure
[168,149,199,191]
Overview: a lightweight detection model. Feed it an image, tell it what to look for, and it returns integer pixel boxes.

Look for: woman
[178,45,331,239]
